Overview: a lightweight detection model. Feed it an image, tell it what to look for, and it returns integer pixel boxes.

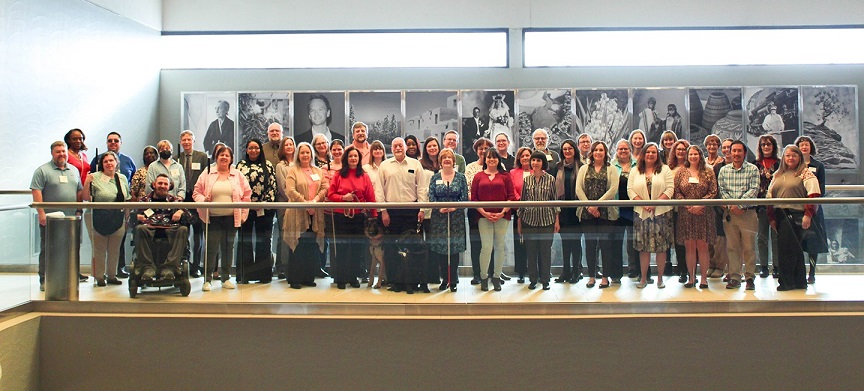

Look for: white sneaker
[222,280,236,289]
[202,281,211,291]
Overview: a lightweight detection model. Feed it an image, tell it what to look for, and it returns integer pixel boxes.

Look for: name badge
[436,179,444,185]
[546,154,552,161]
[688,177,699,184]
[523,171,530,179]
[171,168,180,177]
[100,174,111,183]
[256,208,264,217]
[191,162,201,171]
[310,174,320,181]
[58,175,68,183]
[809,167,817,173]
[454,165,459,171]
[143,209,154,218]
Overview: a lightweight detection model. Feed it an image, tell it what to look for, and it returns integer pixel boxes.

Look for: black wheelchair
[128,225,192,298]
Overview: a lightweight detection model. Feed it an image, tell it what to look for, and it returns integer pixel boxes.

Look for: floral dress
[427,171,468,255]
[580,166,610,221]
[673,168,718,244]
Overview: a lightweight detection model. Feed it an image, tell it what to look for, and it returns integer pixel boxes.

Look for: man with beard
[31,141,84,291]
[350,122,372,166]
[134,174,190,281]
[262,122,284,167]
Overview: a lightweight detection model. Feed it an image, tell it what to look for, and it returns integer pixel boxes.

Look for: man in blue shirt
[31,141,84,291]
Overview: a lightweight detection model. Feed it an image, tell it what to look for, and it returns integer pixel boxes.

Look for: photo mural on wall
[461,90,515,162]
[292,92,346,146]
[516,89,572,153]
[404,91,459,149]
[801,85,858,170]
[744,87,799,160]
[631,88,688,145]
[237,92,290,150]
[687,88,744,150]
[182,92,237,157]
[574,89,631,146]
[348,91,403,153]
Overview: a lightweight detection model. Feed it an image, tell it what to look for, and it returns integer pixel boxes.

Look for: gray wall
[0,315,39,390]
[0,0,161,190]
[38,314,864,389]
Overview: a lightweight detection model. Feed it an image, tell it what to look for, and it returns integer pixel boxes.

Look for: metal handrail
[32,197,864,210]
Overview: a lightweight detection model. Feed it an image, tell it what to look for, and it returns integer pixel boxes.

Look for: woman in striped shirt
[518,151,560,290]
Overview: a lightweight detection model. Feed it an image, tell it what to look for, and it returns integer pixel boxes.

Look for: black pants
[384,209,421,284]
[287,226,320,285]
[237,209,275,282]
[775,209,807,289]
[584,219,616,279]
[186,210,205,272]
[333,213,366,284]
[434,251,460,286]
[559,223,583,278]
[524,223,553,284]
[512,217,527,277]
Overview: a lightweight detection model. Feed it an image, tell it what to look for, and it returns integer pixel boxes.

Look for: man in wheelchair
[134,174,190,281]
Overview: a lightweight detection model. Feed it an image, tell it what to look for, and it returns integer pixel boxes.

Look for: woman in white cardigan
[575,141,619,288]
[627,143,675,289]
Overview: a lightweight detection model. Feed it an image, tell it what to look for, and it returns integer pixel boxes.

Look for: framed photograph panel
[461,90,515,162]
[516,89,572,152]
[237,91,290,150]
[182,92,237,157]
[348,91,403,152]
[293,92,346,146]
[801,85,858,171]
[574,89,631,146]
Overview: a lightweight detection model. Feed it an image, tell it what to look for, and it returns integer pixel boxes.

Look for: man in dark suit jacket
[203,100,234,154]
[294,94,344,145]
[464,106,489,138]
[178,130,210,277]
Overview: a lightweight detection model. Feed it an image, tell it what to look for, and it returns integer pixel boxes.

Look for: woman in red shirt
[471,149,516,291]
[328,146,377,289]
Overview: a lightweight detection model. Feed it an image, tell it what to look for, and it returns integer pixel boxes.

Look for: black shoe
[528,282,537,290]
[106,277,122,285]
[96,279,107,287]
[421,285,431,293]
[450,284,457,292]
[480,278,489,291]
[678,274,688,284]
[290,283,301,289]
[492,277,502,292]
[569,273,583,283]
[190,270,202,278]
[406,285,414,294]
[388,285,402,292]
[759,266,769,278]
[350,281,361,288]
[277,273,286,280]
[745,278,755,290]
[439,282,448,291]
[542,283,550,290]
[772,268,779,278]
[316,268,330,278]
[337,283,346,289]
[646,277,655,284]
[116,270,129,278]
[470,277,481,285]
[726,279,741,289]
[807,276,815,284]
[301,282,317,287]
[499,273,511,281]
[777,285,793,291]
[517,273,525,283]
[628,271,639,279]
[361,277,369,284]
[555,273,572,283]
[78,274,89,283]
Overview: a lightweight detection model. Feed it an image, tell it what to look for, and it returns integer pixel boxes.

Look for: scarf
[556,159,577,199]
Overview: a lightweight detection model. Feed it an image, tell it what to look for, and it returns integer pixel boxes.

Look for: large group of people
[31,124,831,294]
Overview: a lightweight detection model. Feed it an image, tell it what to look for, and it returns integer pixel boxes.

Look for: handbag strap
[113,173,124,202]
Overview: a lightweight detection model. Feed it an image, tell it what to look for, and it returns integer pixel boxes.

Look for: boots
[492,277,502,291]
[480,278,489,291]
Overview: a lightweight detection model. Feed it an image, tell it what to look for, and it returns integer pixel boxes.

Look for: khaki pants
[723,209,757,282]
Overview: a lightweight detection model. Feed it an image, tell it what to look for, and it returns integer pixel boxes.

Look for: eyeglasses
[107,139,120,143]
[314,142,327,146]
[760,143,772,146]
[533,137,547,141]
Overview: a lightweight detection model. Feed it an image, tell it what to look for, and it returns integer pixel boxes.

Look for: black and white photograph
[404,90,459,147]
[631,88,688,144]
[348,91,402,152]
[237,92,290,150]
[516,89,572,152]
[292,92,346,146]
[182,92,237,156]
[826,218,861,264]
[461,90,515,162]
[688,88,743,146]
[744,86,799,158]
[801,85,858,171]
[574,89,630,145]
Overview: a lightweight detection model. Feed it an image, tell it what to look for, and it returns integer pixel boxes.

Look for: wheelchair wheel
[129,277,138,298]
[179,278,191,297]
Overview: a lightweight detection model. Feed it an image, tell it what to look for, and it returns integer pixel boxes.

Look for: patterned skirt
[633,212,674,253]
